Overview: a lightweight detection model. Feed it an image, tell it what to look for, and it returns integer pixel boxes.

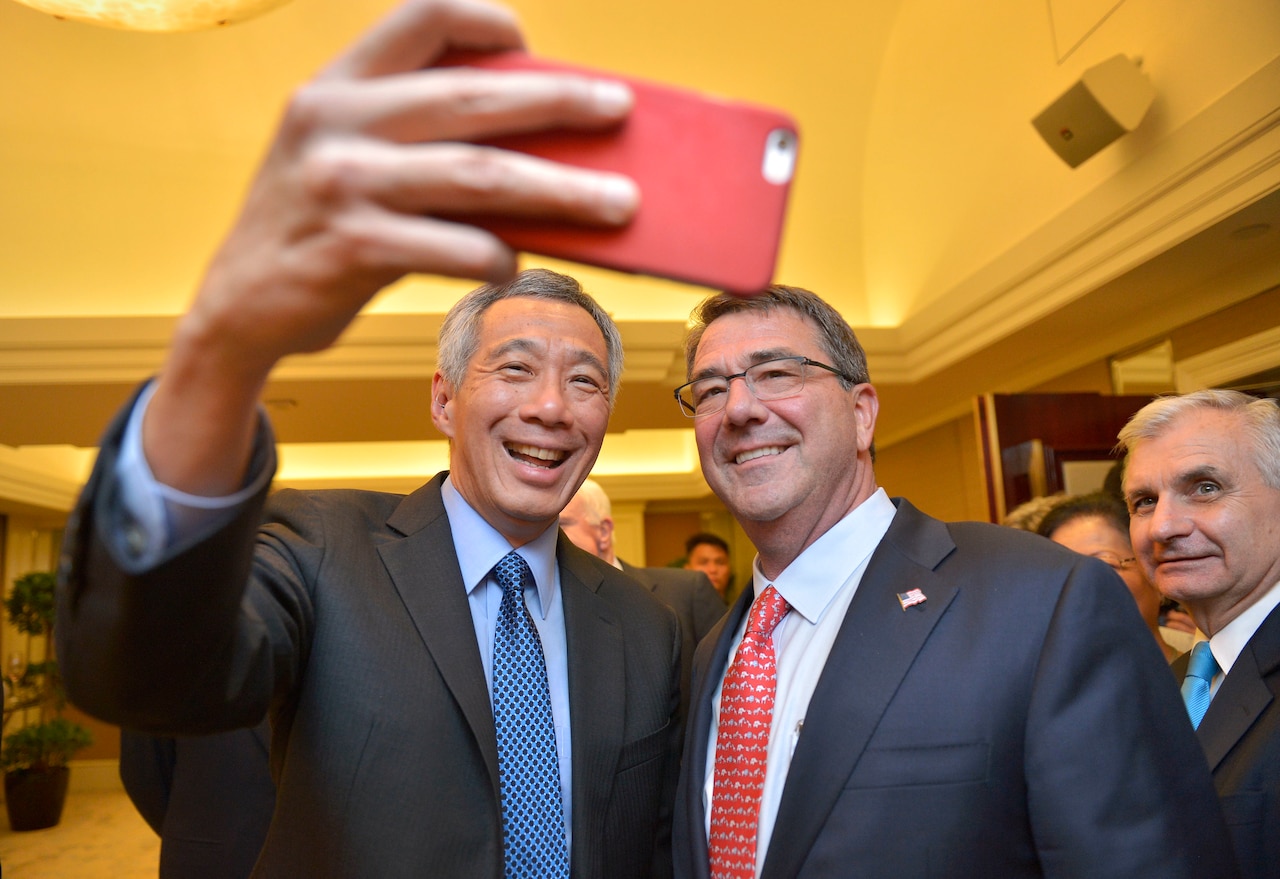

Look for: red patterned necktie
[709,585,791,879]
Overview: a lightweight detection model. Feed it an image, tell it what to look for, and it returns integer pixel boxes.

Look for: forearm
[142,303,275,496]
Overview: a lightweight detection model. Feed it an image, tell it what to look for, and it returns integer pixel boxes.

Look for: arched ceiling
[1,0,1278,513]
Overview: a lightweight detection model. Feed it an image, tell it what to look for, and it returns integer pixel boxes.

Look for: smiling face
[689,308,878,576]
[431,297,612,547]
[1124,408,1280,634]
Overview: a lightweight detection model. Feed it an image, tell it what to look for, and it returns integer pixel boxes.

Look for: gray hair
[1117,389,1280,488]
[571,478,613,524]
[683,285,870,389]
[437,268,624,406]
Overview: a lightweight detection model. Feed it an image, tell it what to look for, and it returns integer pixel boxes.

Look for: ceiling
[1,0,1279,517]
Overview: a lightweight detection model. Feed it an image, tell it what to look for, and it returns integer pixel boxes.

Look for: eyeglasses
[1093,552,1137,571]
[674,356,856,418]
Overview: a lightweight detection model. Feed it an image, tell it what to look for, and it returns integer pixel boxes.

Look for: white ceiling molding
[1110,340,1174,393]
[0,312,688,385]
[1175,323,1280,392]
[887,56,1280,384]
[594,471,712,503]
[0,446,91,513]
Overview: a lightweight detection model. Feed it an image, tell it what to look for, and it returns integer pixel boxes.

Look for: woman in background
[1037,491,1182,663]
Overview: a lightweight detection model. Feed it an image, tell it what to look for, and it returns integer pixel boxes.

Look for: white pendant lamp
[10,0,294,32]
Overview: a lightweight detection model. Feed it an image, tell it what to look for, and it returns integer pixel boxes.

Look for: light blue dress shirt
[440,478,573,844]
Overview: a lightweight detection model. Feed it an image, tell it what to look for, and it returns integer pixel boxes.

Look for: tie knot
[1187,641,1219,682]
[494,551,532,598]
[746,585,790,638]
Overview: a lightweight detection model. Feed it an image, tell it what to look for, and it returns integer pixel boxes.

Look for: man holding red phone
[54,2,685,877]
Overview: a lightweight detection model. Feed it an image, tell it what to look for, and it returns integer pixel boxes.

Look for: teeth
[736,446,784,465]
[508,443,567,464]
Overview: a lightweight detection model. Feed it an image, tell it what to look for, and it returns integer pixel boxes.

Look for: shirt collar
[1208,578,1280,677]
[751,488,896,624]
[440,476,560,619]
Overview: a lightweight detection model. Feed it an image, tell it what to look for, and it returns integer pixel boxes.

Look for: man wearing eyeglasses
[671,286,1238,879]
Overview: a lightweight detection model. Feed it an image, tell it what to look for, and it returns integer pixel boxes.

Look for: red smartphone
[438,51,799,295]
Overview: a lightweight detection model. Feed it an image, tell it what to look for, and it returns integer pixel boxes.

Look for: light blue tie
[491,551,569,879]
[1181,641,1220,730]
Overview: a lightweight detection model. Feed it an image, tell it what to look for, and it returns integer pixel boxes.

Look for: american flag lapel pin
[897,588,927,611]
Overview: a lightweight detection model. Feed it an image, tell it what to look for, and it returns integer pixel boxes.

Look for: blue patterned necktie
[491,551,569,879]
[1181,641,1220,730]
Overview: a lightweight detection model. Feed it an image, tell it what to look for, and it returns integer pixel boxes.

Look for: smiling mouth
[1155,554,1209,567]
[507,443,567,469]
[735,446,785,465]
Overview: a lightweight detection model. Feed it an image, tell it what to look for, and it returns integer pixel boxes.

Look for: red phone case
[438,51,799,295]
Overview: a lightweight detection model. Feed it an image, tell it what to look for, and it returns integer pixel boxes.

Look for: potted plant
[2,571,92,831]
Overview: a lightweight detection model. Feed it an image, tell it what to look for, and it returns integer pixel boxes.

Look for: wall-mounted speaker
[1032,54,1155,168]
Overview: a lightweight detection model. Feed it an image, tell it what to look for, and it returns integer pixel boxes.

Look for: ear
[852,383,879,455]
[430,372,456,438]
[597,516,615,558]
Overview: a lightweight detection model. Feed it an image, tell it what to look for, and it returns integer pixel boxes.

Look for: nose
[721,374,768,425]
[520,376,572,426]
[1147,497,1193,543]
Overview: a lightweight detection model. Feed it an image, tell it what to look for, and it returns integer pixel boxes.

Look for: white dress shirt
[703,488,897,876]
[1198,578,1280,698]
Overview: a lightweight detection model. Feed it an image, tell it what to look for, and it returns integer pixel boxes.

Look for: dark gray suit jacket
[120,719,275,879]
[674,499,1238,879]
[619,560,725,714]
[57,410,682,879]
[1175,602,1280,879]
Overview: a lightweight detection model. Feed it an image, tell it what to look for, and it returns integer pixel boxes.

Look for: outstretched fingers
[294,138,638,226]
[289,67,633,144]
[318,0,524,81]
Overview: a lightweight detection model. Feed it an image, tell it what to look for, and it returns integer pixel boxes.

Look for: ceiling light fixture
[10,0,294,31]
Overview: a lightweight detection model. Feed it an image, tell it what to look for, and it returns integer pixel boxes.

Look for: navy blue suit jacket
[1176,602,1280,879]
[674,498,1238,879]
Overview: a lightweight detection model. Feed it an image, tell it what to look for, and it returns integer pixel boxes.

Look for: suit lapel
[762,500,959,879]
[621,559,658,595]
[379,475,499,785]
[561,537,625,874]
[1196,603,1280,771]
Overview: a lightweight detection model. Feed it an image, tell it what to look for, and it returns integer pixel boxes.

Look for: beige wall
[875,412,989,523]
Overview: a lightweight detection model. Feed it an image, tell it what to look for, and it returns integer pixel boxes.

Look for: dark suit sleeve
[156,721,277,879]
[56,396,288,734]
[686,573,726,647]
[652,601,683,879]
[119,729,176,835]
[1024,560,1240,877]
